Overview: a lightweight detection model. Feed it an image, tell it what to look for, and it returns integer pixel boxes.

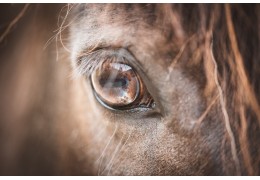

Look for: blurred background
[0,4,84,175]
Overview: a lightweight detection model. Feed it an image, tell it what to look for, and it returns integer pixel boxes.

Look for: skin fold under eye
[90,57,154,111]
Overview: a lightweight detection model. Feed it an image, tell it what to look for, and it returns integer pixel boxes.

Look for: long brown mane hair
[159,4,260,175]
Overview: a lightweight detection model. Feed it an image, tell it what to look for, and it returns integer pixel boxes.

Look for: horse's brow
[71,23,135,61]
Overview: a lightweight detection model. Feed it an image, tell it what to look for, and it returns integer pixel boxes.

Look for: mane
[159,4,260,175]
[161,4,260,175]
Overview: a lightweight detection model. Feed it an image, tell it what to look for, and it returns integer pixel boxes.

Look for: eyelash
[75,48,131,77]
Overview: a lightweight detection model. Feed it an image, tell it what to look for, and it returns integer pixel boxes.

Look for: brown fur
[0,4,259,175]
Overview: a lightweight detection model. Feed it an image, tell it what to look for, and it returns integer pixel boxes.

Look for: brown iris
[91,61,140,109]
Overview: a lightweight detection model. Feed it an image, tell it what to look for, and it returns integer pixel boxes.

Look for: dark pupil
[113,78,128,88]
[99,76,128,88]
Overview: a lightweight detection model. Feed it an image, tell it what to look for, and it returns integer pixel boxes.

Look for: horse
[0,4,259,175]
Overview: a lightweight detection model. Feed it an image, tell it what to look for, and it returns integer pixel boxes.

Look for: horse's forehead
[73,4,158,23]
[70,4,183,68]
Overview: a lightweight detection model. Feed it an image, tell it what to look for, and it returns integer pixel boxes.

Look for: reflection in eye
[91,59,154,110]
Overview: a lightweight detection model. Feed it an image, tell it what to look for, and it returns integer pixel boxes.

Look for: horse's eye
[91,60,154,110]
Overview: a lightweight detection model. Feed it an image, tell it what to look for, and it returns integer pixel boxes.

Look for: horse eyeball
[91,61,140,108]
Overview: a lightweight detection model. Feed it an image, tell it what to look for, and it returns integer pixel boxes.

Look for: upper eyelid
[74,48,140,77]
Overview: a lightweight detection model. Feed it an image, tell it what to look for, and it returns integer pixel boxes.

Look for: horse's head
[0,4,259,175]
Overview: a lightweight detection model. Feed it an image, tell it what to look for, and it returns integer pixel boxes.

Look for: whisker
[97,123,118,176]
[101,132,126,175]
[112,128,134,174]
